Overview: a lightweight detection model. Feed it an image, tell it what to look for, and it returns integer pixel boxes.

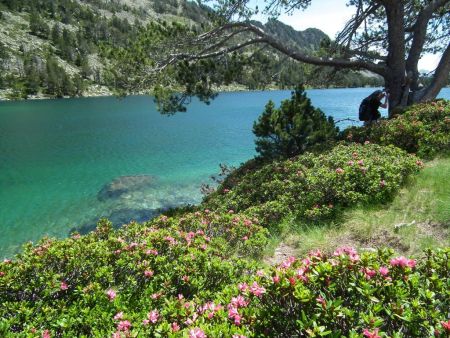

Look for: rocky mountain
[0,0,380,100]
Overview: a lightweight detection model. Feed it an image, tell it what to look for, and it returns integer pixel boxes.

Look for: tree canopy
[110,0,449,115]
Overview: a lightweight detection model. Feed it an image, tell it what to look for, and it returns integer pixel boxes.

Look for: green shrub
[253,86,339,160]
[0,213,267,336]
[2,242,448,337]
[204,143,421,225]
[342,100,450,159]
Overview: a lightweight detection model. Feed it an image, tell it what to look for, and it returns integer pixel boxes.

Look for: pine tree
[253,86,338,160]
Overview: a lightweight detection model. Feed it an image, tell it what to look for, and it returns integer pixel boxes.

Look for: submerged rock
[97,175,156,201]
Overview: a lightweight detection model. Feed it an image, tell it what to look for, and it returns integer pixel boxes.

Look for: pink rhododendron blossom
[256,270,264,277]
[390,256,416,268]
[144,270,154,278]
[244,219,253,226]
[416,160,424,167]
[249,281,266,297]
[224,188,230,193]
[289,277,296,286]
[309,249,323,259]
[146,249,158,256]
[113,312,123,320]
[189,328,206,338]
[238,282,248,292]
[358,160,364,166]
[228,209,235,214]
[272,275,280,284]
[363,268,377,280]
[204,209,210,214]
[347,160,354,166]
[148,310,159,323]
[228,307,239,319]
[60,281,68,290]
[151,292,162,299]
[42,330,51,338]
[111,331,121,338]
[234,314,241,325]
[230,295,248,308]
[364,140,370,145]
[441,320,450,332]
[3,259,12,264]
[182,275,190,283]
[280,256,296,269]
[117,320,131,331]
[363,328,381,338]
[379,266,389,276]
[171,322,180,332]
[232,335,247,338]
[165,236,177,245]
[142,319,150,326]
[335,168,345,174]
[106,289,116,301]
[380,180,386,187]
[200,244,208,251]
[178,293,184,300]
[242,236,248,241]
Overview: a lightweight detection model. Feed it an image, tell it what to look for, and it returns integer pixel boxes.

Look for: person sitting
[359,90,389,126]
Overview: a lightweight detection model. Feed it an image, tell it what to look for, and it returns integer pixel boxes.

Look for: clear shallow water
[1,87,449,257]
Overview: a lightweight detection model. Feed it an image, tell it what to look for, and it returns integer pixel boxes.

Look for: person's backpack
[358,97,371,121]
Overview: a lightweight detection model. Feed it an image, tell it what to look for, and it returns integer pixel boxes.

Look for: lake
[1,87,449,258]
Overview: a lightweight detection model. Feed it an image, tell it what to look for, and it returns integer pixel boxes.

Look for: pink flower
[390,256,416,268]
[178,293,184,300]
[228,307,239,319]
[106,289,116,301]
[316,296,326,308]
[148,310,159,323]
[272,275,280,284]
[280,256,296,269]
[113,312,123,320]
[230,295,248,308]
[42,330,51,338]
[224,189,230,193]
[249,281,266,297]
[146,249,158,256]
[189,328,206,338]
[335,168,345,174]
[204,209,210,214]
[347,160,354,166]
[228,209,235,214]
[182,275,190,283]
[416,160,424,167]
[363,268,377,280]
[238,282,248,292]
[380,180,386,187]
[3,259,12,264]
[200,244,208,251]
[441,320,450,332]
[364,140,370,145]
[363,328,381,338]
[379,266,389,276]
[117,320,131,332]
[60,281,68,291]
[144,270,154,278]
[234,314,241,325]
[151,292,162,299]
[142,319,150,326]
[242,236,248,241]
[358,160,364,166]
[233,335,247,338]
[171,322,180,332]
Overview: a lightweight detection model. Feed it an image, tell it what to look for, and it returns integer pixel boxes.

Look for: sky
[248,0,441,71]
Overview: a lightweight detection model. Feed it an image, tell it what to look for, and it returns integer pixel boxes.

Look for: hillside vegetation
[0,0,383,100]
[0,101,449,337]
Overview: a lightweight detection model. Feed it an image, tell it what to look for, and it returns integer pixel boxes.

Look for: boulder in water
[97,175,156,201]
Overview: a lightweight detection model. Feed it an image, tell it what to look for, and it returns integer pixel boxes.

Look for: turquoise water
[1,88,449,257]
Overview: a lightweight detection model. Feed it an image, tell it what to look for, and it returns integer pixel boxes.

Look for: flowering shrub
[342,100,450,159]
[0,215,265,337]
[204,143,420,224]
[1,242,449,337]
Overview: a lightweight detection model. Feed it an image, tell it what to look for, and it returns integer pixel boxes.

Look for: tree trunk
[384,1,406,117]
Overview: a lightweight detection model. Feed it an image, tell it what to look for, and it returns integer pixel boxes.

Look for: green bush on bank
[342,100,450,159]
[204,143,421,226]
